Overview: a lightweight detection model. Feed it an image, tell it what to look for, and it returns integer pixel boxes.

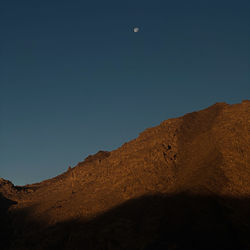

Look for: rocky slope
[1,100,250,250]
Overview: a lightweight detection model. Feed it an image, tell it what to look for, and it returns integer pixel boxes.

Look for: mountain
[1,100,250,250]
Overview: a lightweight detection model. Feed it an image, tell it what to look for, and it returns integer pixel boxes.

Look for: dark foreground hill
[1,101,250,250]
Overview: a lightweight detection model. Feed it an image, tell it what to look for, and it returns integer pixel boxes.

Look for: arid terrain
[1,100,250,250]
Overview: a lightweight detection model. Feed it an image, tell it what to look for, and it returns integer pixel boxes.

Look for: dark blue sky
[1,0,249,185]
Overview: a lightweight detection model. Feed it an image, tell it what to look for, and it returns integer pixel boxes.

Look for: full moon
[133,27,139,33]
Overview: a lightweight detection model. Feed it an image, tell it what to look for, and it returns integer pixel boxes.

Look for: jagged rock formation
[0,100,250,250]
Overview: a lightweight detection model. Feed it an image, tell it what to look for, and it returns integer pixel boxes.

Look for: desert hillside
[1,100,250,250]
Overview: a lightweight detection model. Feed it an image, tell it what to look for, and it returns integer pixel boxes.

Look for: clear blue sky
[1,0,249,185]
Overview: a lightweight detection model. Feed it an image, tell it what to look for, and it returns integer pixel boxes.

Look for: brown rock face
[1,101,250,250]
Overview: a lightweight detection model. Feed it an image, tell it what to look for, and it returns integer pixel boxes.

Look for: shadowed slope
[7,194,250,250]
[0,194,17,250]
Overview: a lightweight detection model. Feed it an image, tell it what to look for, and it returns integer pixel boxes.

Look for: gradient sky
[1,0,249,185]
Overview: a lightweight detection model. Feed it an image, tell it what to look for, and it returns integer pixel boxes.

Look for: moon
[133,27,139,33]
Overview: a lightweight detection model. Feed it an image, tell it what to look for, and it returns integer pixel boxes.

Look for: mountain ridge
[1,100,250,249]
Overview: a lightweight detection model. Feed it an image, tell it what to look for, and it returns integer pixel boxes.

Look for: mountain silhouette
[1,100,249,250]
